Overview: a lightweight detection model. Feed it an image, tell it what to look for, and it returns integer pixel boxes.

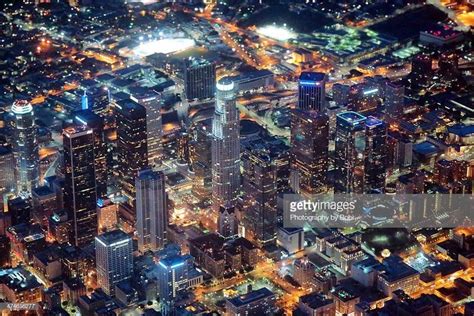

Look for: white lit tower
[211,78,240,211]
[12,100,39,196]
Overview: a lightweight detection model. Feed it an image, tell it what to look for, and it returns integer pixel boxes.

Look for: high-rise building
[217,204,238,238]
[0,145,15,194]
[334,111,367,193]
[184,58,216,100]
[115,99,147,224]
[212,78,240,210]
[63,125,98,247]
[290,109,329,195]
[130,89,163,166]
[189,119,213,199]
[136,169,167,253]
[347,82,381,114]
[74,110,107,199]
[298,72,326,112]
[365,117,387,192]
[157,254,190,311]
[384,81,405,118]
[95,230,133,296]
[410,54,433,87]
[8,196,31,226]
[12,100,39,196]
[242,149,277,247]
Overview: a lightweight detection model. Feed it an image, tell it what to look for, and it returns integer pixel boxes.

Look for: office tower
[74,111,107,199]
[95,230,133,296]
[48,210,71,244]
[177,129,190,165]
[438,51,459,82]
[242,149,277,247]
[8,196,31,226]
[334,111,367,193]
[92,86,111,116]
[97,198,118,233]
[347,82,381,114]
[384,81,405,118]
[332,83,350,107]
[157,255,191,312]
[115,99,147,217]
[410,54,432,86]
[211,78,240,210]
[130,89,163,166]
[0,145,15,194]
[189,120,212,199]
[217,204,238,238]
[293,257,316,288]
[12,100,39,196]
[184,57,216,100]
[136,169,167,253]
[290,110,329,195]
[63,125,98,247]
[298,72,326,112]
[365,117,387,192]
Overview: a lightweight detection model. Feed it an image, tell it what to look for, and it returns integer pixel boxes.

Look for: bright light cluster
[257,25,297,41]
[133,38,195,57]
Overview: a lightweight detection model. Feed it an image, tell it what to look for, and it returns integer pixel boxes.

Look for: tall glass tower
[211,78,240,211]
[334,111,367,193]
[12,100,39,196]
[63,124,98,247]
[298,72,327,112]
[136,169,167,253]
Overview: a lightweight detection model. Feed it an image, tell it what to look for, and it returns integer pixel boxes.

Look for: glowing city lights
[257,25,297,41]
[133,38,196,57]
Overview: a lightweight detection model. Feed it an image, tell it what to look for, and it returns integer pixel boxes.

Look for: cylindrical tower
[12,100,39,196]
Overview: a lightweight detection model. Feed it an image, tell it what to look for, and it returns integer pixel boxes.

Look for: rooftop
[337,111,367,125]
[300,292,333,309]
[0,267,42,292]
[227,287,275,307]
[299,72,326,84]
[95,230,131,247]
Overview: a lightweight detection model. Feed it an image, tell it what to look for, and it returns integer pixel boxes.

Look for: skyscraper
[12,100,39,196]
[298,72,326,112]
[242,149,277,247]
[63,125,98,247]
[95,230,133,296]
[212,78,240,210]
[130,89,163,167]
[334,111,367,193]
[384,81,405,118]
[290,109,329,195]
[74,110,107,199]
[155,254,202,315]
[189,119,213,199]
[136,169,167,253]
[365,116,387,193]
[115,99,147,225]
[184,58,216,101]
[0,145,15,194]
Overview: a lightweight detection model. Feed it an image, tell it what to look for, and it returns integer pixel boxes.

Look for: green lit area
[392,45,421,59]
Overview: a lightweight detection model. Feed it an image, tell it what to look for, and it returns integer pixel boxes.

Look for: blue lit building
[334,111,367,193]
[298,72,326,112]
[156,253,202,313]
